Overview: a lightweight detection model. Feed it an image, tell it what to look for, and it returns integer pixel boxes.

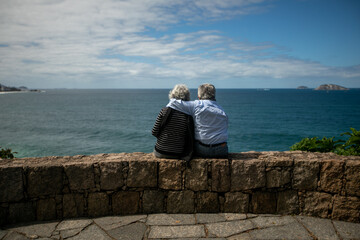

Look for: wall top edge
[1,151,359,168]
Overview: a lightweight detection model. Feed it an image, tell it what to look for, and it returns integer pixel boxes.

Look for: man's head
[169,84,190,101]
[198,83,216,101]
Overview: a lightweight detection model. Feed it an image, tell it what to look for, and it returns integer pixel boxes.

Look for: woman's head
[169,84,190,101]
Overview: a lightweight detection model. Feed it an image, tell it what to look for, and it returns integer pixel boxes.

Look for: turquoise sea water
[1,89,360,158]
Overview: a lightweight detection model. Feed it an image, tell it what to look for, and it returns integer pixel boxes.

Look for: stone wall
[0,151,359,225]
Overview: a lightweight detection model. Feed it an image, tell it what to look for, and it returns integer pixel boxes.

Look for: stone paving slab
[147,214,196,226]
[107,222,147,240]
[195,213,247,224]
[168,238,227,240]
[56,219,92,231]
[333,220,360,240]
[228,232,252,240]
[8,222,58,239]
[0,231,7,240]
[196,214,226,224]
[60,227,84,239]
[148,225,206,239]
[1,214,359,239]
[205,220,255,238]
[250,215,296,228]
[67,224,111,240]
[296,216,340,240]
[249,222,313,240]
[221,213,247,221]
[94,215,147,230]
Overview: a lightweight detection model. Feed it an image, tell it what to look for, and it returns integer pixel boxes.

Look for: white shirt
[167,99,228,145]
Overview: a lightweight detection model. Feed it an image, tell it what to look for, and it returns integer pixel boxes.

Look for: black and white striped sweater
[152,107,194,159]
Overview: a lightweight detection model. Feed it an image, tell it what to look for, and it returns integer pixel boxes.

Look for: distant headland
[314,84,349,91]
[0,83,41,93]
[296,84,349,91]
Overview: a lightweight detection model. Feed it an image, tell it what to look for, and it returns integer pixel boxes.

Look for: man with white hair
[167,83,228,158]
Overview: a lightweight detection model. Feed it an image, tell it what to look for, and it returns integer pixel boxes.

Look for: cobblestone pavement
[1,214,359,239]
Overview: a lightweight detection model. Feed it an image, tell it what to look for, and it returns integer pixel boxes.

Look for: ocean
[1,89,359,158]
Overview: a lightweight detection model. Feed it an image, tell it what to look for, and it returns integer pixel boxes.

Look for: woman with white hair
[152,84,194,160]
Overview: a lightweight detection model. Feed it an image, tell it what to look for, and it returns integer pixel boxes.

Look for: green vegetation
[290,128,360,156]
[0,147,17,159]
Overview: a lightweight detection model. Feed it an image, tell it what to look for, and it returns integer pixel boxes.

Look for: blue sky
[0,0,359,88]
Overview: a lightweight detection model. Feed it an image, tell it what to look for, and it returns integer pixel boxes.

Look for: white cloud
[0,0,359,88]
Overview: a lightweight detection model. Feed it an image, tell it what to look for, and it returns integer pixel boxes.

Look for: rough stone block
[251,192,277,214]
[127,161,157,188]
[159,160,182,190]
[27,166,63,197]
[211,160,230,192]
[265,157,293,168]
[63,194,85,218]
[8,202,36,224]
[293,160,319,190]
[332,195,360,222]
[64,164,95,191]
[0,206,8,225]
[37,198,56,221]
[277,190,299,214]
[99,162,124,190]
[196,192,219,213]
[112,191,139,215]
[88,192,109,217]
[224,192,249,213]
[266,168,291,188]
[167,191,195,213]
[302,192,332,218]
[345,160,360,197]
[319,160,344,193]
[0,167,24,202]
[231,159,266,191]
[185,160,208,191]
[143,190,164,213]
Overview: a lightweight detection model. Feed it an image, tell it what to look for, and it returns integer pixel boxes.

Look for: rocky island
[315,84,349,91]
[297,86,309,89]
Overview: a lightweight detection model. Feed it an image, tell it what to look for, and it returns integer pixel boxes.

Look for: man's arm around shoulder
[166,99,195,115]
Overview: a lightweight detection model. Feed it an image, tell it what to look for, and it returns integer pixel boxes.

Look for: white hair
[169,84,190,101]
[198,83,216,100]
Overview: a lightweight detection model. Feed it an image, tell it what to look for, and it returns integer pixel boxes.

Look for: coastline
[0,90,44,94]
[0,91,24,94]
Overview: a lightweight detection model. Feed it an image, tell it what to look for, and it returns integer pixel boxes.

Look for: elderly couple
[152,83,228,160]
